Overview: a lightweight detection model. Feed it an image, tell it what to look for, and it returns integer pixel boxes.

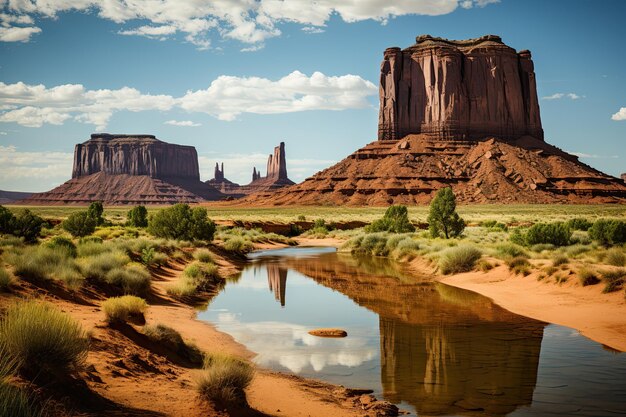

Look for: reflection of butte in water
[288,253,545,417]
[267,264,288,307]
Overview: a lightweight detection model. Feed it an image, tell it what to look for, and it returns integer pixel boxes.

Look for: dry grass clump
[0,300,88,374]
[552,254,569,267]
[104,264,151,296]
[102,295,148,323]
[600,269,625,293]
[7,246,84,289]
[0,362,45,417]
[0,267,15,292]
[578,268,600,286]
[222,237,254,253]
[476,259,494,272]
[605,248,625,267]
[167,261,220,298]
[143,324,203,366]
[507,256,532,276]
[196,353,254,406]
[193,249,214,263]
[76,240,109,257]
[79,250,129,281]
[495,243,528,260]
[438,246,482,275]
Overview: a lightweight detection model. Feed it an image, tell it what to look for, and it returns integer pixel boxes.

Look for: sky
[0,0,624,192]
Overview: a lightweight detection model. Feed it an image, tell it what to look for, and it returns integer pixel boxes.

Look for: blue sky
[0,0,624,192]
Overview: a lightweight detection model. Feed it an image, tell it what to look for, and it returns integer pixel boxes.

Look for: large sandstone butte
[24,134,223,205]
[258,35,626,205]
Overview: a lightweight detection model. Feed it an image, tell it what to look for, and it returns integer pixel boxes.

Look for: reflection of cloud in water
[215,314,376,373]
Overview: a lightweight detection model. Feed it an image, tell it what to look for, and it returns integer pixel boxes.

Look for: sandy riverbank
[438,263,626,352]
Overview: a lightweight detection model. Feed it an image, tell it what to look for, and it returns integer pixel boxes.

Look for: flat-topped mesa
[72,133,200,180]
[265,142,289,180]
[378,34,543,141]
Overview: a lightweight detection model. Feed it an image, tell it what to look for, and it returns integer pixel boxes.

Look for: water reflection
[200,248,626,416]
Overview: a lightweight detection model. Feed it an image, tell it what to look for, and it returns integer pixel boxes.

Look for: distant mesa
[0,190,33,204]
[206,141,295,197]
[23,134,224,205]
[254,35,626,205]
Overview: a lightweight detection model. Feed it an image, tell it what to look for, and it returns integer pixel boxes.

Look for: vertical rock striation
[378,35,543,141]
[72,134,200,180]
[266,142,289,180]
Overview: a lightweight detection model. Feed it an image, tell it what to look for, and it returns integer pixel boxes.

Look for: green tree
[427,188,465,239]
[11,209,44,242]
[62,211,97,238]
[87,201,105,226]
[0,205,15,234]
[148,204,215,241]
[366,205,415,233]
[127,205,148,227]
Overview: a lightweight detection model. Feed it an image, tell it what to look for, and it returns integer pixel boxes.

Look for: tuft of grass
[102,295,147,323]
[193,249,214,263]
[439,246,482,275]
[196,353,254,406]
[552,254,569,267]
[507,256,532,276]
[476,259,494,272]
[76,240,109,257]
[222,237,254,253]
[605,249,625,267]
[0,268,15,292]
[554,273,568,285]
[104,264,151,296]
[168,262,220,298]
[495,243,528,259]
[79,250,129,281]
[143,324,203,366]
[7,246,83,289]
[600,269,625,293]
[0,300,88,373]
[578,268,600,286]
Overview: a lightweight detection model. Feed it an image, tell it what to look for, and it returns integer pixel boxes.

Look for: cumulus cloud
[164,119,201,127]
[611,107,626,121]
[0,82,176,130]
[301,26,325,34]
[541,92,583,100]
[179,71,377,121]
[570,152,618,159]
[0,1,497,47]
[0,145,73,190]
[0,72,377,129]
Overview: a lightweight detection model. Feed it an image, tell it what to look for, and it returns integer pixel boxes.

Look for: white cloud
[301,26,325,34]
[541,92,583,100]
[0,25,41,42]
[164,119,201,127]
[1,72,375,129]
[0,1,496,47]
[0,145,73,189]
[179,71,377,121]
[240,44,265,52]
[0,132,6,135]
[570,152,619,159]
[611,107,626,121]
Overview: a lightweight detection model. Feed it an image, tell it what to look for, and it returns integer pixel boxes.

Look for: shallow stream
[198,247,626,416]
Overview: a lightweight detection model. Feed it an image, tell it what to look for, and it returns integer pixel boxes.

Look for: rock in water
[378,35,543,141]
[250,35,626,205]
[23,134,223,205]
[308,328,348,338]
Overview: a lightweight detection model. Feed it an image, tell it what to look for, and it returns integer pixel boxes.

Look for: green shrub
[439,246,482,275]
[45,236,77,257]
[524,222,572,247]
[127,206,148,228]
[87,201,105,226]
[141,247,155,266]
[148,204,216,241]
[565,218,593,231]
[11,210,44,243]
[222,237,254,253]
[427,188,465,239]
[0,300,88,373]
[507,256,532,276]
[589,219,626,245]
[104,264,151,296]
[0,268,14,292]
[143,324,203,366]
[76,240,108,257]
[509,228,526,246]
[79,251,129,281]
[367,205,415,234]
[193,249,214,263]
[9,246,80,285]
[196,353,254,406]
[102,295,148,323]
[495,243,528,259]
[62,211,96,238]
[578,268,600,286]
[393,238,420,259]
[600,269,625,293]
[605,248,625,267]
[0,206,15,234]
